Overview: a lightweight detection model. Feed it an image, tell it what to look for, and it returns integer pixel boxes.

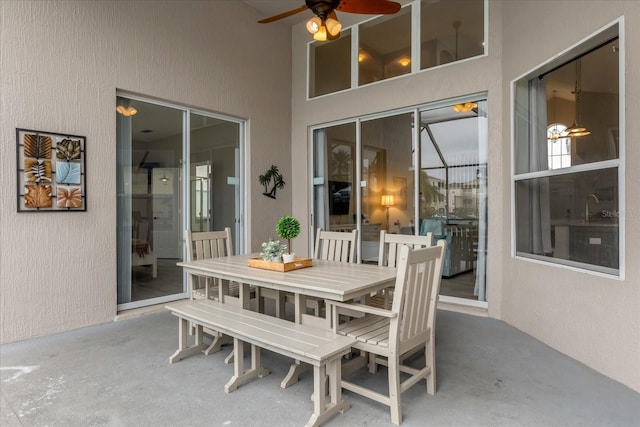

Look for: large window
[512,22,621,275]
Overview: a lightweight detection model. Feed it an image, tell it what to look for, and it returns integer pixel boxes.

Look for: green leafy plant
[276,215,301,255]
[260,239,286,262]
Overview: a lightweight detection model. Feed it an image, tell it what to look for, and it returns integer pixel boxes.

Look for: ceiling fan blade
[337,0,401,15]
[258,5,309,23]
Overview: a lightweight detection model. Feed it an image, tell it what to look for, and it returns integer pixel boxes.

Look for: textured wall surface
[499,0,640,394]
[289,1,639,393]
[0,1,292,343]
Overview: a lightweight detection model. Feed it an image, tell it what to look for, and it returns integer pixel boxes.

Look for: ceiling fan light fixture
[313,25,328,41]
[325,17,341,36]
[399,57,410,67]
[306,16,322,34]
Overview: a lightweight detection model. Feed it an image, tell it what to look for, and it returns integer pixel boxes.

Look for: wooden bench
[165,299,356,427]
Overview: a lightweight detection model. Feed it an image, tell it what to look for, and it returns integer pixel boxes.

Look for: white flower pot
[271,256,282,263]
[282,253,296,263]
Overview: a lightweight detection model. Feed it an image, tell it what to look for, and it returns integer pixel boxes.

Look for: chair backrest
[185,228,233,297]
[389,240,446,352]
[378,230,433,268]
[186,228,233,261]
[314,228,358,263]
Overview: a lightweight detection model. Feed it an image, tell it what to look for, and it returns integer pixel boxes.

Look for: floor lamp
[381,194,394,230]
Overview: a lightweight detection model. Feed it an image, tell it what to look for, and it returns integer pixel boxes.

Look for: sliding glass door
[117,96,244,310]
[312,97,488,304]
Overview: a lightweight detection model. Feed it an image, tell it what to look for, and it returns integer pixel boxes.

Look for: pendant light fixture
[565,58,590,138]
[116,97,137,117]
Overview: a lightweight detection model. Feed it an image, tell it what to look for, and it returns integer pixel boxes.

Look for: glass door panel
[312,123,357,251]
[361,113,414,262]
[117,98,184,307]
[419,100,487,301]
[189,113,241,253]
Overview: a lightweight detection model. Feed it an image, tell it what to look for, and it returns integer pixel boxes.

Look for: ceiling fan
[258,0,401,41]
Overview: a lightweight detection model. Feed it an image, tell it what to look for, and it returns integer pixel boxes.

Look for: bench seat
[166,299,357,427]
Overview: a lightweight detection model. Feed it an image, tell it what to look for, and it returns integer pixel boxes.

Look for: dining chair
[314,228,358,263]
[186,228,262,357]
[328,241,446,425]
[185,228,234,301]
[283,228,359,317]
[369,230,434,309]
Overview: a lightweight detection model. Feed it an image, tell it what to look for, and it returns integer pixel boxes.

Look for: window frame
[510,18,625,279]
[306,0,488,100]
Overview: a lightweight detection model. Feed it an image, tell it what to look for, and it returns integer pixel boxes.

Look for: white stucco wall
[500,0,640,394]
[289,0,639,393]
[0,1,292,343]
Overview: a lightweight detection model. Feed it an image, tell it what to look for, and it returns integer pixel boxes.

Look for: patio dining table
[177,253,397,387]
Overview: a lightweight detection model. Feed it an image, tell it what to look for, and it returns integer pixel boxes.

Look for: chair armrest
[327,300,397,318]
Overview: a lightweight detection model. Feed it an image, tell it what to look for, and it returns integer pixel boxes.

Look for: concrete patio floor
[1,308,638,426]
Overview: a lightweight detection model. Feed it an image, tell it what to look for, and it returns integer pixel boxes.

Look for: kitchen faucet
[585,193,599,223]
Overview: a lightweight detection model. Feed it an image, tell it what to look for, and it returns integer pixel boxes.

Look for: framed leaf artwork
[16,128,86,212]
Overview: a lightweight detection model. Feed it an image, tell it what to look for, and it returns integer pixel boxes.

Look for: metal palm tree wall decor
[258,165,285,199]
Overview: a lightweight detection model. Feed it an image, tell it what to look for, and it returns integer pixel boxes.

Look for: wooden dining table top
[177,254,397,302]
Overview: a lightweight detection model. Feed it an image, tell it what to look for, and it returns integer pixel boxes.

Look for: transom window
[547,123,571,170]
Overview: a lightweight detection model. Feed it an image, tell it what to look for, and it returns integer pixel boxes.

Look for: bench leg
[305,359,350,427]
[169,317,206,363]
[224,338,270,393]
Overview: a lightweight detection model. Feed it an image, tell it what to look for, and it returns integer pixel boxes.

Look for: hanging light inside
[116,97,137,116]
[453,102,477,113]
[565,59,590,138]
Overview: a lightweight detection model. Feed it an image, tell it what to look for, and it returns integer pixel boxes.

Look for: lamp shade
[325,17,341,36]
[381,194,394,207]
[306,17,321,34]
[313,25,328,41]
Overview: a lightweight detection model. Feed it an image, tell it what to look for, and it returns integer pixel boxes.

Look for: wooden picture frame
[16,128,87,212]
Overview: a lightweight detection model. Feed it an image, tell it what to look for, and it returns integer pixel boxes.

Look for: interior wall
[501,1,639,392]
[290,0,639,393]
[0,0,292,343]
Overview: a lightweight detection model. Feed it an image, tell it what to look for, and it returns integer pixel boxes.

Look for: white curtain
[474,100,488,301]
[313,129,330,242]
[528,79,552,255]
[116,111,133,304]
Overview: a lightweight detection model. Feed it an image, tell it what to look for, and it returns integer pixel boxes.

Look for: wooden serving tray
[248,257,313,272]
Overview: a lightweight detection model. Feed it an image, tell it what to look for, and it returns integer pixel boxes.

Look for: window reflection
[420,0,485,70]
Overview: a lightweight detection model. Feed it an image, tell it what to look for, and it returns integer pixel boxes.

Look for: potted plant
[276,215,301,263]
[260,239,286,262]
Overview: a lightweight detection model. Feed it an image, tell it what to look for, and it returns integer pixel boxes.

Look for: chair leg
[426,338,436,395]
[388,355,402,426]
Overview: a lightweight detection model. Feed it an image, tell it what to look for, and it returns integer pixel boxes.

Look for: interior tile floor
[2,309,638,426]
